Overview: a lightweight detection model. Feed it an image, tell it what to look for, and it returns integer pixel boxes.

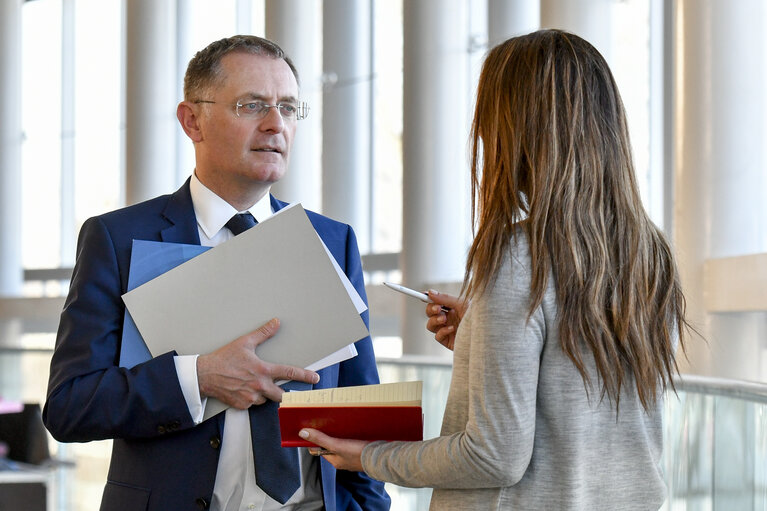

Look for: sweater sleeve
[361,249,545,489]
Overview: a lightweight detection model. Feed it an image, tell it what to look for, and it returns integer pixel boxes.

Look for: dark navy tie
[250,381,311,504]
[225,212,304,504]
[225,212,258,235]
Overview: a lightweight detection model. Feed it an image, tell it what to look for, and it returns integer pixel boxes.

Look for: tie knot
[225,212,258,236]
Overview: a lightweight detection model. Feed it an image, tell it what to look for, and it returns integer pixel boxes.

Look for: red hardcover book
[279,406,423,447]
[278,381,424,447]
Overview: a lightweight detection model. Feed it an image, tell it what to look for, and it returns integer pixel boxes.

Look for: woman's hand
[299,428,370,472]
[425,290,467,351]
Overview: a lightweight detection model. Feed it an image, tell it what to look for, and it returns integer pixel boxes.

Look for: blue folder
[119,240,210,368]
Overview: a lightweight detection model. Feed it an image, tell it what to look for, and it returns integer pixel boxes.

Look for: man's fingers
[277,365,320,386]
[243,318,281,347]
[258,385,284,404]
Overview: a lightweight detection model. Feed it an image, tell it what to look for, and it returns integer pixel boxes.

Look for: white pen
[383,282,450,312]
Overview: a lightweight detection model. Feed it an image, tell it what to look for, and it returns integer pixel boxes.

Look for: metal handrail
[379,358,767,405]
[377,354,453,368]
[673,373,767,404]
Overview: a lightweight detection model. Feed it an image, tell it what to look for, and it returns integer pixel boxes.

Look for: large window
[20,0,659,275]
[611,0,657,224]
[371,0,403,254]
[21,0,62,270]
[18,0,283,274]
[20,0,121,273]
[73,0,122,235]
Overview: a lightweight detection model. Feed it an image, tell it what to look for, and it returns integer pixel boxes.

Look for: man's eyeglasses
[194,99,309,120]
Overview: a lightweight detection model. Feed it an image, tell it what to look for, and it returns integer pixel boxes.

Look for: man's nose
[258,106,285,132]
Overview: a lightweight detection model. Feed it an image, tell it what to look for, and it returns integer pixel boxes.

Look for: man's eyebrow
[238,92,266,101]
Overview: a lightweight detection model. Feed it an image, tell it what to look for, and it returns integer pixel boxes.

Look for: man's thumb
[247,317,281,346]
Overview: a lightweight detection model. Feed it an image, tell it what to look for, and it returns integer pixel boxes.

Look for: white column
[649,0,671,227]
[0,0,23,296]
[673,0,767,382]
[236,0,252,34]
[540,0,612,64]
[488,0,540,46]
[320,0,372,251]
[60,0,76,267]
[401,0,472,356]
[175,0,195,185]
[125,0,178,205]
[265,0,323,213]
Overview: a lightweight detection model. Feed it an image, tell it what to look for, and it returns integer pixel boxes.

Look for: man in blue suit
[43,35,390,511]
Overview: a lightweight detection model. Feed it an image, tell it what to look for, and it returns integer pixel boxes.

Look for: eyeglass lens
[236,101,308,120]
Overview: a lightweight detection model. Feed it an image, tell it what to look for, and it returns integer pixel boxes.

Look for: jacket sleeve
[43,216,196,442]
[329,224,391,511]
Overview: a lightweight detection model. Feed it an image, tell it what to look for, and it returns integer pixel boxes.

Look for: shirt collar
[189,173,274,239]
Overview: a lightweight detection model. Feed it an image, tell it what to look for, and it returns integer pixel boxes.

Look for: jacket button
[209,436,221,449]
[157,425,166,434]
[196,497,209,509]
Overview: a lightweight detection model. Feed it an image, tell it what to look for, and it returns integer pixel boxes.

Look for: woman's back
[426,233,666,510]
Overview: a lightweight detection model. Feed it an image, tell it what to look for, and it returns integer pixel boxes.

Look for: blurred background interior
[0,0,765,509]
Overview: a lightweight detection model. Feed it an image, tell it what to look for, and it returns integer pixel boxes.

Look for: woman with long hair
[301,29,688,510]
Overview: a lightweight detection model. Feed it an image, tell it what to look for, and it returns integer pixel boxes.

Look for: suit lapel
[270,194,288,214]
[160,179,201,245]
[159,189,283,244]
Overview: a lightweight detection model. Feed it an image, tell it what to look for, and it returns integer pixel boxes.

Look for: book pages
[281,381,422,407]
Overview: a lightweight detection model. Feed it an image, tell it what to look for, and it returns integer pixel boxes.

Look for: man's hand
[196,318,320,409]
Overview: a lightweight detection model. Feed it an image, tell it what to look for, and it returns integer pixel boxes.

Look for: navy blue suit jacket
[43,180,390,511]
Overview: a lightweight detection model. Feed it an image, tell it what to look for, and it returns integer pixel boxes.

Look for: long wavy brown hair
[464,29,687,412]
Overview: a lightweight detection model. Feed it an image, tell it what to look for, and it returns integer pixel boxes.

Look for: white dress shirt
[172,173,323,511]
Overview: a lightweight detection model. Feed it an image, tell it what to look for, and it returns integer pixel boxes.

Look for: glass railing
[663,374,767,511]
[1,345,764,511]
[378,358,767,511]
[377,357,453,509]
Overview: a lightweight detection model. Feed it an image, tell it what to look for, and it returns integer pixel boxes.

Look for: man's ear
[177,101,204,142]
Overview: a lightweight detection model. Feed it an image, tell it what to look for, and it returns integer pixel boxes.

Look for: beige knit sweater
[361,234,667,510]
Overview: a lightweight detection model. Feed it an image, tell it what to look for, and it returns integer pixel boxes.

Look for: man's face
[195,52,299,194]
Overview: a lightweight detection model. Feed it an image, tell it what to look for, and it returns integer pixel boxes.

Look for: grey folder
[122,203,369,419]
